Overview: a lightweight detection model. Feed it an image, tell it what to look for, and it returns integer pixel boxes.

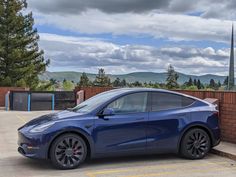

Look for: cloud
[40,33,230,75]
[34,9,233,44]
[28,0,170,14]
[28,0,236,20]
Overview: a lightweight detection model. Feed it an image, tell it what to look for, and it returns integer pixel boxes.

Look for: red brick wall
[0,87,28,107]
[75,87,113,100]
[76,87,236,144]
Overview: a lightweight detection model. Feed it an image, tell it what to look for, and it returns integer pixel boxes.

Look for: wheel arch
[47,129,93,160]
[177,124,214,153]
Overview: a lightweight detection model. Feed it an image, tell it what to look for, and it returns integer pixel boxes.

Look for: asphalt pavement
[0,111,236,177]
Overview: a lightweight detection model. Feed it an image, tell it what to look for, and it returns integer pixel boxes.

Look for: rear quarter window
[151,92,195,112]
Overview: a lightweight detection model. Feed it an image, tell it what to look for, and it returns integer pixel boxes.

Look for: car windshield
[71,90,125,113]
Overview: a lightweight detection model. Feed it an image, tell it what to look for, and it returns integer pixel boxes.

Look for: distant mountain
[39,71,232,84]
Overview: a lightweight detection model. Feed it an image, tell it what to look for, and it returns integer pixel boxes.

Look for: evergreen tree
[113,77,121,87]
[0,0,49,88]
[197,79,202,89]
[209,79,216,89]
[223,76,228,86]
[166,65,179,89]
[217,80,222,88]
[79,72,90,87]
[193,79,197,86]
[132,81,143,87]
[120,79,127,87]
[93,68,111,87]
[187,77,193,86]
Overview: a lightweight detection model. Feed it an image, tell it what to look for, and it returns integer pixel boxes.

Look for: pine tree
[79,72,90,87]
[93,68,111,87]
[187,77,193,86]
[166,65,179,89]
[113,77,121,87]
[209,79,216,89]
[120,79,127,87]
[223,76,228,86]
[197,79,202,89]
[193,79,197,86]
[0,0,49,88]
[217,80,221,89]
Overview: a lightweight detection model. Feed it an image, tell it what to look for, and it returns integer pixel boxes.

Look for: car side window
[151,92,195,112]
[107,92,148,114]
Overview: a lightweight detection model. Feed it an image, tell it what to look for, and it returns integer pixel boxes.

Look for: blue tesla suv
[18,88,220,169]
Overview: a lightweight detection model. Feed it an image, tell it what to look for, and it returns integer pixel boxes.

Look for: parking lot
[0,111,236,177]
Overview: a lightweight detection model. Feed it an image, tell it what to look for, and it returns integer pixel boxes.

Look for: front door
[93,92,148,155]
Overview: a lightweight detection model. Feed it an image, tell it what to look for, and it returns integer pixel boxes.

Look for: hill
[39,71,231,84]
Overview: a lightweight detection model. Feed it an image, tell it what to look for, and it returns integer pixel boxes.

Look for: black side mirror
[98,108,115,119]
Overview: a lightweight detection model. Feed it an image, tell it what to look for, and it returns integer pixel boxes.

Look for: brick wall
[0,87,28,107]
[76,87,236,144]
[75,87,113,100]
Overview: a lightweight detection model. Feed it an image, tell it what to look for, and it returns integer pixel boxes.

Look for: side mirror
[99,108,115,118]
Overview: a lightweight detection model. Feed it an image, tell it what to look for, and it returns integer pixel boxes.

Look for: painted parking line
[16,115,27,124]
[85,161,232,177]
[123,166,236,177]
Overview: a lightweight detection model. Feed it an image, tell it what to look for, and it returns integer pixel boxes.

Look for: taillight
[213,111,219,118]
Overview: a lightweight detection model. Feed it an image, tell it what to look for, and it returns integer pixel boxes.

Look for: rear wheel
[50,133,87,169]
[180,128,211,159]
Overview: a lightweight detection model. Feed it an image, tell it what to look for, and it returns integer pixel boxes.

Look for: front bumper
[17,130,48,159]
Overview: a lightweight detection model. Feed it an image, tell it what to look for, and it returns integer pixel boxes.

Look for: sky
[27,0,236,76]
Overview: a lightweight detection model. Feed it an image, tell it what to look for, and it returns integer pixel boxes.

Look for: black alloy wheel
[50,133,87,169]
[180,128,211,159]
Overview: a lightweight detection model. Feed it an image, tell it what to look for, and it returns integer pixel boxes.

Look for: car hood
[21,110,87,128]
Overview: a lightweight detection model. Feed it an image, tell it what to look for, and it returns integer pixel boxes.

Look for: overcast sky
[27,0,236,75]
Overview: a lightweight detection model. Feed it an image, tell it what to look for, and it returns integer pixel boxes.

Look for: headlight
[29,122,55,133]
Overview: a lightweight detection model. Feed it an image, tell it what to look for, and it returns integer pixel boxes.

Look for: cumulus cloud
[40,33,229,75]
[34,10,233,44]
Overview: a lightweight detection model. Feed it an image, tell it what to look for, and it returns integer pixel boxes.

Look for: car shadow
[11,153,187,170]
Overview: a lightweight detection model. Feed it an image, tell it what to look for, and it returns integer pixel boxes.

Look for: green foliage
[63,79,75,91]
[0,0,49,88]
[186,85,198,90]
[16,79,26,87]
[166,65,179,89]
[1,76,11,86]
[93,68,111,87]
[35,80,55,91]
[79,72,91,87]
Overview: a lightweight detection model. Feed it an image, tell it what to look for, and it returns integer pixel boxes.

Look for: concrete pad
[212,142,236,161]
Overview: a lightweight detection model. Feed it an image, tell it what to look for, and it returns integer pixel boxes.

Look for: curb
[211,149,236,161]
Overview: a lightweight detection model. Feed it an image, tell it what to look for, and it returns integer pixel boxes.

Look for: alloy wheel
[54,136,85,168]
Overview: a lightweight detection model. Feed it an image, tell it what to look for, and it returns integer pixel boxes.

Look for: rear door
[147,92,195,152]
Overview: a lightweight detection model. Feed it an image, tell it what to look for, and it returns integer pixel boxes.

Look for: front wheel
[180,128,211,159]
[50,133,87,169]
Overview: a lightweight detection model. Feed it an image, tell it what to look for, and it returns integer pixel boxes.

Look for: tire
[180,128,211,159]
[50,133,87,169]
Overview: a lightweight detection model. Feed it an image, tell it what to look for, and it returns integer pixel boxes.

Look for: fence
[10,91,76,111]
[76,87,236,144]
